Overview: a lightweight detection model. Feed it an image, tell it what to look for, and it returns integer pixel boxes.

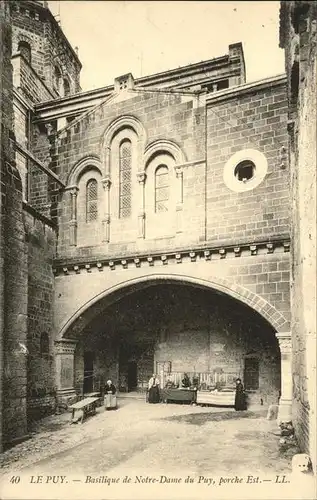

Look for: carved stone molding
[102,176,111,190]
[276,333,292,353]
[219,248,226,259]
[53,239,291,276]
[69,187,79,197]
[175,166,183,178]
[55,339,77,355]
[137,171,146,184]
[250,244,257,256]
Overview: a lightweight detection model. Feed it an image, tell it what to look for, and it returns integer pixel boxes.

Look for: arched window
[54,66,61,93]
[63,78,70,97]
[18,41,31,64]
[155,165,169,212]
[40,332,49,356]
[119,139,132,218]
[86,179,98,222]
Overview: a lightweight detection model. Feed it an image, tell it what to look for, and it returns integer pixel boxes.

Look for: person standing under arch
[234,378,247,411]
[104,379,117,410]
[148,374,160,403]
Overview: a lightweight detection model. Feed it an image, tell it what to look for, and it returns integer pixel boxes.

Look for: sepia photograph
[0,1,316,499]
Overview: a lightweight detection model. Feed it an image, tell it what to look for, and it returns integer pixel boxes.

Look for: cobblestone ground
[1,398,314,500]
[0,398,297,475]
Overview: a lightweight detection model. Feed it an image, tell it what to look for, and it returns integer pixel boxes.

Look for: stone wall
[280,1,317,471]
[206,79,289,245]
[0,0,28,448]
[12,54,54,104]
[24,206,57,422]
[53,91,206,256]
[52,79,289,262]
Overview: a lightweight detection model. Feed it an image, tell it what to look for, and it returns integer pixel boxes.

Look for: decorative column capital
[276,333,292,353]
[65,185,79,196]
[102,176,111,190]
[175,165,183,178]
[137,171,146,184]
[54,339,77,355]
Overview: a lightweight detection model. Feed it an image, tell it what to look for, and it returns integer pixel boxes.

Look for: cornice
[136,55,229,87]
[33,48,242,122]
[206,74,287,105]
[53,238,290,276]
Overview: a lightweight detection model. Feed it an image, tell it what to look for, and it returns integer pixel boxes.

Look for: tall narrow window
[86,179,98,222]
[155,165,169,212]
[18,41,31,64]
[63,78,70,97]
[119,139,132,218]
[54,66,61,93]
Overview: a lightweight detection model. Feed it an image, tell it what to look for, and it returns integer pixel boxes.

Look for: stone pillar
[175,166,183,233]
[137,171,146,238]
[276,333,292,423]
[55,339,77,403]
[67,186,78,246]
[101,176,111,243]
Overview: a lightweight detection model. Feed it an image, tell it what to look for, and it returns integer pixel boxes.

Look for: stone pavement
[1,398,315,500]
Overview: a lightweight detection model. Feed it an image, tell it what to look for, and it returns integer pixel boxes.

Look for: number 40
[10,476,20,484]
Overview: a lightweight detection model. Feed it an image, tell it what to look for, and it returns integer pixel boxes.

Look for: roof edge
[206,74,287,104]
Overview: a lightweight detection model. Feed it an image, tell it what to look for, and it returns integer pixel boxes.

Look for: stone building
[0,0,298,453]
[279,0,317,473]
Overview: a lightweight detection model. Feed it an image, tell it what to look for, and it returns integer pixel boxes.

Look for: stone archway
[58,273,289,339]
[55,274,291,421]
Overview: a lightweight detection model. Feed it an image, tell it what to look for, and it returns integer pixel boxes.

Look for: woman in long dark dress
[104,379,117,410]
[148,374,160,403]
[234,378,247,411]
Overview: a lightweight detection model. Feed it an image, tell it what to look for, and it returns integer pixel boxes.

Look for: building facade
[0,0,307,460]
[279,0,317,473]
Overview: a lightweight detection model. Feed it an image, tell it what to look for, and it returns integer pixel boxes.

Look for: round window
[234,160,255,182]
[223,149,268,192]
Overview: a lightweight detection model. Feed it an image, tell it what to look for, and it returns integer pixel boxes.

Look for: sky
[48,1,285,92]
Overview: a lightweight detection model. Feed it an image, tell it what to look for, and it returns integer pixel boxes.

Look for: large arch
[55,273,291,421]
[58,273,289,340]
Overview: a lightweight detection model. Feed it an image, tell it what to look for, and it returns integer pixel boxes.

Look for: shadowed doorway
[128,361,137,391]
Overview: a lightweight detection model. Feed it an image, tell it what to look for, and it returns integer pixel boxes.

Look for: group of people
[147,374,247,411]
[104,375,247,411]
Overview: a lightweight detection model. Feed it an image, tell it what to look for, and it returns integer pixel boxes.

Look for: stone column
[137,171,146,238]
[55,339,77,403]
[68,186,79,246]
[276,333,292,423]
[101,176,111,243]
[175,165,183,233]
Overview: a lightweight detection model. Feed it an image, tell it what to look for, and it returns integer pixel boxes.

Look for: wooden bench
[84,392,102,407]
[69,397,100,424]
